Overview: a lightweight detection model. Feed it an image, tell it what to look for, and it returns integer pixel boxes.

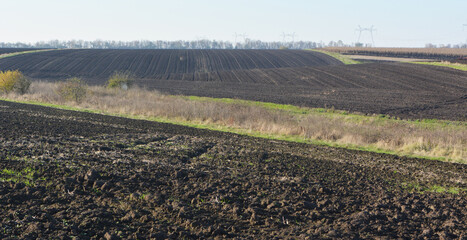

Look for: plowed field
[1,100,466,239]
[323,47,467,60]
[0,49,342,79]
[135,63,467,120]
[0,49,466,120]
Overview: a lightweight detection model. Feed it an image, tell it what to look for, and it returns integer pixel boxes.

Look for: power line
[280,32,287,43]
[195,36,208,41]
[238,33,248,42]
[464,23,467,44]
[233,33,239,46]
[287,32,297,43]
[280,32,298,43]
[355,25,376,47]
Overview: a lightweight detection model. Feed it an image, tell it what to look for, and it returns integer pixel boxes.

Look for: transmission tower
[195,36,208,41]
[280,32,287,43]
[355,25,376,47]
[238,33,248,43]
[280,32,298,43]
[287,32,297,43]
[233,33,239,45]
[464,23,467,44]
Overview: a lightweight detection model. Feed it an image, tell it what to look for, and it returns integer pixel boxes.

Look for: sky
[2,0,467,47]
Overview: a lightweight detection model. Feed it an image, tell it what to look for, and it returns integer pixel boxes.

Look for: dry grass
[3,81,466,163]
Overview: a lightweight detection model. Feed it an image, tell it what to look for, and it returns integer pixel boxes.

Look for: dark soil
[1,100,466,239]
[135,62,467,121]
[0,49,342,80]
[451,59,467,64]
[0,49,465,121]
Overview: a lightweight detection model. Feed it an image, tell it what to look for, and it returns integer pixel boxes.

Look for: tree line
[425,43,467,49]
[0,39,349,50]
[3,39,463,49]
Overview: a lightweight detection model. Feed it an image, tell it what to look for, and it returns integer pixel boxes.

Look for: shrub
[0,70,31,94]
[56,77,87,102]
[106,71,134,90]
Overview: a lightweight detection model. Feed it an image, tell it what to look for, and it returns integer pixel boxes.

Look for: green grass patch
[0,167,40,186]
[401,182,466,195]
[310,49,361,65]
[412,61,467,71]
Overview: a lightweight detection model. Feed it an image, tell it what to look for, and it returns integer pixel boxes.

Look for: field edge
[1,97,462,164]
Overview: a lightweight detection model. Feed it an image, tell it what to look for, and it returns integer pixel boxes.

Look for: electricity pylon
[233,33,239,45]
[280,32,287,43]
[464,24,467,44]
[287,32,297,43]
[280,32,297,43]
[238,33,248,43]
[356,25,376,47]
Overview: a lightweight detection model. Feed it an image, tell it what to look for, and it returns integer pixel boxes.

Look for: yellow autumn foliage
[0,70,31,94]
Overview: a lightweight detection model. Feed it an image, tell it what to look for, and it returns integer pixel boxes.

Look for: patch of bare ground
[0,100,466,239]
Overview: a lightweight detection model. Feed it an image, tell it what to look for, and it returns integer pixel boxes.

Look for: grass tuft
[55,77,88,102]
[0,167,39,186]
[401,182,466,195]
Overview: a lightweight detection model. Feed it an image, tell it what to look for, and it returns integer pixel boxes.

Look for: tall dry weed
[3,81,466,163]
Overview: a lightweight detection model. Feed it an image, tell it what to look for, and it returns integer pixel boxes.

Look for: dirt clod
[0,100,465,239]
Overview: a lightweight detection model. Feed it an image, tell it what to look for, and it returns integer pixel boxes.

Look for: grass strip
[182,95,465,129]
[0,49,56,59]
[412,61,467,71]
[310,49,361,65]
[0,97,461,164]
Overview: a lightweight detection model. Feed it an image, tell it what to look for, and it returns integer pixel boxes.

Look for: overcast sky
[2,0,467,47]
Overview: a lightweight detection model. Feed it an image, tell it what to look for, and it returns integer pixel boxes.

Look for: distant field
[0,49,466,120]
[134,63,466,121]
[0,49,342,79]
[323,47,467,60]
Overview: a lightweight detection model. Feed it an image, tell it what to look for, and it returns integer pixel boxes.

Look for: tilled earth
[134,62,467,121]
[1,49,466,120]
[0,100,466,239]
